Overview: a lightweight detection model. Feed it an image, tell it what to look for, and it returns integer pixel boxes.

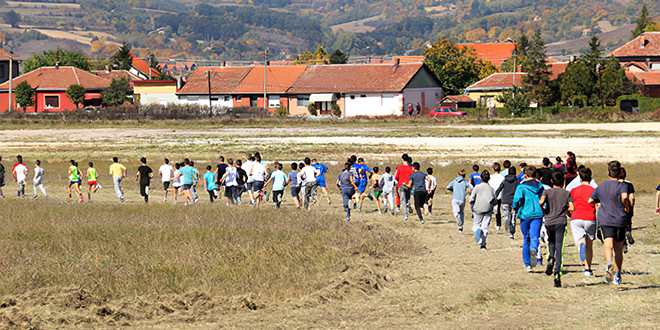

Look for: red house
[0,66,112,112]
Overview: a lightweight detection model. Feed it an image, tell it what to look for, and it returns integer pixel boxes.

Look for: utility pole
[596,63,604,109]
[204,69,214,113]
[147,47,152,80]
[8,50,12,112]
[264,48,268,112]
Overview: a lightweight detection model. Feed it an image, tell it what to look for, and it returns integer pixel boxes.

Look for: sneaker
[475,228,482,243]
[496,226,501,231]
[357,206,361,211]
[458,226,463,232]
[623,244,628,254]
[391,210,395,216]
[404,215,408,221]
[584,269,593,277]
[579,243,586,262]
[420,219,425,224]
[545,258,555,276]
[614,273,622,285]
[526,265,533,272]
[345,216,350,222]
[378,211,382,214]
[480,244,487,250]
[529,249,537,267]
[408,206,413,214]
[367,195,374,201]
[554,274,562,288]
[626,231,635,245]
[605,260,615,283]
[33,195,38,199]
[396,206,400,213]
[509,234,514,240]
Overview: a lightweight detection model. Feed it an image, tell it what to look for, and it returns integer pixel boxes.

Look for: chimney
[177,76,184,89]
[646,58,651,71]
[569,55,575,62]
[221,61,226,67]
[393,58,400,73]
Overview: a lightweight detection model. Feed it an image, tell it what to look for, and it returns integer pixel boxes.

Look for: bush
[616,94,660,113]
[308,103,317,116]
[275,106,288,117]
[331,103,342,117]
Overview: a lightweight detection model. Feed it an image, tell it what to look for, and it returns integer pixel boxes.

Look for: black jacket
[496,174,519,205]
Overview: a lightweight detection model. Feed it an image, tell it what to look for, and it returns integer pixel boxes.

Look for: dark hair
[519,162,527,168]
[357,157,364,163]
[219,156,225,162]
[552,169,565,187]
[255,152,261,162]
[344,162,351,171]
[579,166,592,182]
[206,165,212,170]
[277,163,283,170]
[608,160,621,178]
[164,158,169,164]
[228,158,233,165]
[473,164,479,172]
[492,162,501,172]
[190,161,195,167]
[480,170,490,183]
[503,160,511,168]
[175,163,181,169]
[542,157,551,166]
[533,169,543,180]
[291,162,298,170]
[35,160,41,166]
[525,165,537,178]
[459,169,466,177]
[184,159,191,165]
[555,156,563,163]
[312,159,317,163]
[509,166,517,176]
[298,162,304,168]
[350,155,357,163]
[236,159,243,166]
[304,157,311,165]
[401,154,409,162]
[567,151,575,159]
[373,166,379,173]
[70,159,75,165]
[618,167,627,180]
[141,157,147,164]
[113,157,118,163]
[412,162,420,171]
[16,155,22,163]
[385,166,391,173]
[89,162,93,167]
[427,167,433,174]
[249,156,255,162]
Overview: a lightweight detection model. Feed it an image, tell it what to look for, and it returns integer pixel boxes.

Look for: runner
[172,163,181,204]
[68,159,83,202]
[468,165,482,186]
[176,159,195,205]
[312,159,331,205]
[372,167,383,214]
[470,170,495,250]
[554,157,566,174]
[300,157,319,211]
[32,160,46,198]
[203,165,218,203]
[489,162,505,230]
[539,158,554,189]
[407,162,429,224]
[618,168,635,254]
[214,156,227,198]
[109,157,127,202]
[588,161,629,285]
[517,162,527,182]
[496,166,520,239]
[425,167,437,215]
[447,169,472,232]
[514,165,545,272]
[13,156,28,198]
[565,165,598,192]
[159,158,174,203]
[565,152,578,186]
[356,158,373,211]
[395,154,413,220]
[221,158,238,205]
[501,160,511,176]
[569,166,597,277]
[288,163,301,209]
[190,161,200,203]
[86,162,99,201]
[0,156,5,198]
[235,159,248,205]
[264,162,288,209]
[538,170,572,287]
[249,157,267,207]
[337,162,358,221]
[379,166,396,215]
[242,155,256,204]
[135,157,153,203]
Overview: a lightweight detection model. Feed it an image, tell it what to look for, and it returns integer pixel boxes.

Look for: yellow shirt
[109,163,126,178]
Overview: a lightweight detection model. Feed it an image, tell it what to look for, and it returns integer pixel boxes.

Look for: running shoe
[530,249,537,267]
[605,260,615,283]
[345,216,350,222]
[584,269,593,277]
[391,210,395,216]
[546,258,554,276]
[626,231,635,245]
[480,244,486,250]
[404,215,408,221]
[420,219,425,224]
[504,220,510,232]
[458,226,463,232]
[496,226,501,231]
[554,274,562,288]
[475,228,482,243]
[367,195,374,201]
[509,234,514,240]
[357,206,361,211]
[579,243,586,262]
[526,265,533,272]
[614,273,622,285]
[623,244,628,254]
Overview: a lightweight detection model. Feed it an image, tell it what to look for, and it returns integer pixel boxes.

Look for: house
[133,80,178,105]
[0,49,20,85]
[129,54,160,80]
[549,62,569,80]
[94,69,142,88]
[174,62,197,72]
[626,71,660,98]
[611,32,660,69]
[177,66,252,108]
[0,66,112,112]
[232,65,307,110]
[464,72,525,107]
[440,95,477,108]
[457,43,517,68]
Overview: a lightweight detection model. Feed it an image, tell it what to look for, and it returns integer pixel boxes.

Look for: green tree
[560,60,594,106]
[522,30,552,110]
[600,55,638,105]
[3,10,20,28]
[112,42,133,70]
[582,35,602,69]
[496,86,530,117]
[632,5,653,39]
[148,54,159,69]
[23,48,90,72]
[65,84,86,110]
[329,49,348,64]
[102,77,132,106]
[14,81,34,112]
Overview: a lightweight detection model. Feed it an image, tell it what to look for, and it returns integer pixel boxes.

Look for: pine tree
[632,5,651,39]
[522,30,552,111]
[112,42,132,70]
[560,60,595,106]
[600,56,638,105]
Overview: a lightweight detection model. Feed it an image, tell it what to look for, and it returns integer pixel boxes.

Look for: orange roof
[392,56,425,63]
[0,48,19,61]
[549,62,568,80]
[130,54,159,78]
[177,66,251,94]
[442,95,475,103]
[465,72,525,91]
[622,62,647,71]
[288,63,427,93]
[0,66,111,90]
[626,71,660,85]
[93,69,141,88]
[457,43,516,66]
[233,65,307,93]
[611,32,660,58]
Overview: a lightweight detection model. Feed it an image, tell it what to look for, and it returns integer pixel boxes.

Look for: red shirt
[394,164,413,188]
[570,184,596,221]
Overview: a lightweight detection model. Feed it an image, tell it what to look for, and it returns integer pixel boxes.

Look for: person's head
[579,166,592,182]
[344,162,351,171]
[385,166,391,173]
[184,159,191,165]
[16,155,22,163]
[140,157,147,164]
[35,160,41,166]
[472,164,479,172]
[350,155,357,164]
[164,158,169,165]
[190,161,195,167]
[401,153,409,163]
[458,169,466,177]
[228,158,233,166]
[236,159,243,166]
[618,167,627,180]
[291,162,298,171]
[304,157,311,165]
[503,160,511,169]
[567,151,575,159]
[608,160,622,179]
[552,169,565,187]
[524,165,537,178]
[70,159,75,165]
[492,162,501,173]
[299,162,305,169]
[481,170,490,183]
[312,158,318,164]
[113,157,118,163]
[427,167,433,175]
[277,163,283,170]
[206,165,212,171]
[255,153,261,162]
[555,156,562,164]
[0,156,2,161]
[88,162,94,168]
[533,169,543,181]
[412,162,420,171]
[175,163,181,169]
[373,166,379,174]
[519,162,527,170]
[219,156,225,162]
[542,157,551,167]
[357,157,364,164]
[508,166,517,176]
[249,156,255,162]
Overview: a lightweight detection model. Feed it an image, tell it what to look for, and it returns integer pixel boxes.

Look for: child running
[538,170,572,287]
[203,165,218,203]
[379,166,396,215]
[425,167,437,215]
[337,162,359,221]
[447,169,471,232]
[407,162,429,224]
[159,158,173,203]
[13,156,28,198]
[264,162,288,209]
[569,166,597,276]
[109,157,127,203]
[395,154,413,220]
[288,163,301,209]
[172,163,181,204]
[514,165,545,272]
[33,160,46,198]
[136,157,153,203]
[86,162,99,201]
[496,166,520,239]
[221,158,238,205]
[372,167,383,214]
[470,170,495,250]
[68,159,83,202]
[312,159,331,205]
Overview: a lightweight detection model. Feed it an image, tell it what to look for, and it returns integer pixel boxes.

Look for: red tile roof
[611,32,660,58]
[0,66,111,90]
[457,43,516,66]
[392,56,425,64]
[233,65,307,93]
[177,66,251,94]
[130,54,160,78]
[288,63,426,93]
[465,72,525,91]
[0,48,19,61]
[622,62,647,71]
[93,69,142,88]
[549,62,569,80]
[442,95,475,103]
[626,71,660,85]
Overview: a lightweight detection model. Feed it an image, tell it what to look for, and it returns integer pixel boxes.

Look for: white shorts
[570,219,597,245]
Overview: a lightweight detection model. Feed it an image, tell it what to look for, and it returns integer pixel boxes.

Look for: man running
[109,157,127,202]
[86,162,99,201]
[221,158,238,205]
[489,162,505,230]
[215,156,227,198]
[264,162,288,209]
[249,158,267,207]
[13,155,28,198]
[33,160,47,198]
[312,159,331,205]
[0,156,5,198]
[425,167,437,215]
[395,154,414,220]
[407,162,430,224]
[68,159,83,202]
[300,157,319,211]
[447,169,472,232]
[176,159,195,205]
[159,158,173,203]
[136,157,153,203]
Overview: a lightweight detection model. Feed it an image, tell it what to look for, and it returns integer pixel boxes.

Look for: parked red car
[430,106,467,117]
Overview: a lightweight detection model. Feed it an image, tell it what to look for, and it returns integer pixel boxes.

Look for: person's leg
[555,225,567,275]
[321,186,331,205]
[529,218,542,262]
[388,192,395,213]
[209,190,214,202]
[33,183,38,197]
[520,219,531,266]
[502,203,512,233]
[398,186,409,220]
[375,191,382,213]
[613,239,624,272]
[414,191,425,221]
[585,237,594,270]
[495,200,502,228]
[546,224,557,265]
[480,212,492,247]
[39,183,46,197]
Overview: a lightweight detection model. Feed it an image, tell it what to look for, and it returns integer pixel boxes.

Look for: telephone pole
[264,49,268,112]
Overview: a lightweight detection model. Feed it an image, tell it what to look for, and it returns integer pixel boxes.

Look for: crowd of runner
[0,151,640,288]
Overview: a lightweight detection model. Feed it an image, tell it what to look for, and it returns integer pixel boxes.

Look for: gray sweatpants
[452,199,465,228]
[33,182,47,197]
[303,182,315,209]
[502,203,516,235]
[473,212,493,246]
[383,190,395,212]
[113,176,124,200]
[398,185,411,219]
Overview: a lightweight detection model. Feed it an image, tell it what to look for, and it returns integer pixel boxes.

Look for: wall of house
[402,87,443,114]
[177,94,233,108]
[643,86,660,98]
[135,84,178,105]
[344,93,403,117]
[0,61,20,85]
[0,90,80,112]
[465,91,505,107]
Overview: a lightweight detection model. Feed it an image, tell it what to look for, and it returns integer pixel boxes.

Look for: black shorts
[225,185,237,198]
[426,189,435,201]
[291,186,300,198]
[601,225,626,242]
[252,181,264,193]
[163,181,170,190]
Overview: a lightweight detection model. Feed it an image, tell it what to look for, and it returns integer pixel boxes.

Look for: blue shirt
[469,172,482,186]
[356,164,372,184]
[203,172,217,190]
[179,166,195,185]
[312,163,328,184]
[271,170,287,191]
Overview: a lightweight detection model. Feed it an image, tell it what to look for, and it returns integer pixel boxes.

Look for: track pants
[545,223,567,275]
[452,199,465,228]
[397,185,411,219]
[413,191,427,221]
[520,218,543,267]
[502,203,516,235]
[341,187,355,219]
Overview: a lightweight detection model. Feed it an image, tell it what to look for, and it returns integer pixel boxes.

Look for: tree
[23,48,90,72]
[600,55,638,105]
[560,60,595,106]
[66,84,86,110]
[329,49,348,64]
[3,10,20,28]
[632,5,655,39]
[14,81,34,112]
[496,86,530,117]
[112,42,132,70]
[148,54,159,69]
[293,45,330,64]
[102,77,132,106]
[522,30,552,110]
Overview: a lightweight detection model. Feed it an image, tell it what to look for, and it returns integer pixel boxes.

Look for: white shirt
[242,161,255,183]
[224,167,238,186]
[14,164,28,182]
[489,173,505,199]
[250,162,266,182]
[301,165,318,184]
[425,174,437,191]
[159,164,173,182]
[566,178,598,192]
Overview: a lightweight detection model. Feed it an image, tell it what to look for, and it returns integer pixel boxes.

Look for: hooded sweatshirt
[470,183,495,214]
[496,174,520,205]
[447,176,472,201]
[513,179,545,220]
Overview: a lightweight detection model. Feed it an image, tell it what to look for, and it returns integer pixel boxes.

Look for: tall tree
[66,84,86,110]
[112,42,133,70]
[522,30,552,109]
[559,60,595,106]
[23,48,90,72]
[14,81,34,112]
[329,49,348,64]
[102,77,132,106]
[582,35,602,69]
[148,54,159,69]
[632,5,651,39]
[600,55,638,105]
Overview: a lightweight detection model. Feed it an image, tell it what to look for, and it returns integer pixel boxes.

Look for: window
[297,95,309,107]
[268,95,280,108]
[44,95,59,108]
[350,95,355,100]
[236,96,242,102]
[360,95,366,98]
[224,96,231,102]
[0,64,5,79]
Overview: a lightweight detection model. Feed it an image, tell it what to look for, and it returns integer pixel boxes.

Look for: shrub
[308,103,317,116]
[616,94,660,113]
[331,103,342,117]
[275,106,288,117]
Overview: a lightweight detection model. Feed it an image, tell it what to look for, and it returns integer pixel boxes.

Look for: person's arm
[656,191,660,213]
[513,186,522,210]
[539,194,547,212]
[122,166,127,178]
[135,170,140,182]
[350,174,358,190]
[495,181,505,197]
[622,192,629,213]
[264,176,273,188]
[568,201,574,213]
[629,192,636,210]
[469,186,477,205]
